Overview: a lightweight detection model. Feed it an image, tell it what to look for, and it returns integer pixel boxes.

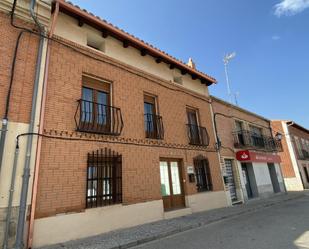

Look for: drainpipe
[27,2,59,248]
[14,0,46,248]
[0,119,8,176]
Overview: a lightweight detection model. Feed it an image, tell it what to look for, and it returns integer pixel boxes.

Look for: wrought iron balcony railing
[75,99,123,135]
[187,124,210,147]
[144,114,164,139]
[233,129,282,152]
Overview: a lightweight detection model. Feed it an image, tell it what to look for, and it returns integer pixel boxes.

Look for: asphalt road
[133,195,309,249]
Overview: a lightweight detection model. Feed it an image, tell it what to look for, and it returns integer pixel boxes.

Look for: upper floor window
[186,108,209,146]
[235,120,245,146]
[294,137,304,159]
[75,76,123,135]
[81,77,110,129]
[250,125,264,148]
[173,76,183,85]
[144,94,164,139]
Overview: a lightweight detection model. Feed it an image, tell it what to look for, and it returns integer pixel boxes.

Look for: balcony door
[160,160,185,211]
[187,108,200,144]
[235,120,245,146]
[80,77,111,133]
[144,94,163,139]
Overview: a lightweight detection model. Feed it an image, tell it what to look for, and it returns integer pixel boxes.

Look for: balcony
[187,124,209,146]
[233,129,282,152]
[144,114,164,139]
[74,99,123,135]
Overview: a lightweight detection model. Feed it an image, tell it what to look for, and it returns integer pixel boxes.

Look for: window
[173,76,183,84]
[79,77,111,132]
[187,108,200,144]
[294,137,304,159]
[87,34,105,52]
[186,108,209,146]
[194,156,212,192]
[235,120,245,145]
[250,125,264,147]
[144,94,164,139]
[301,139,309,158]
[76,76,123,135]
[86,148,122,208]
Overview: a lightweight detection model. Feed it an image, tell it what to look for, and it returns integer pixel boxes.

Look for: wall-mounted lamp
[275,132,283,141]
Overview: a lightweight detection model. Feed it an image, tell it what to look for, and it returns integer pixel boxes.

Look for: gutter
[27,2,60,248]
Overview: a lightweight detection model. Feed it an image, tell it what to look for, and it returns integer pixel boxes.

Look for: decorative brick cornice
[43,129,217,152]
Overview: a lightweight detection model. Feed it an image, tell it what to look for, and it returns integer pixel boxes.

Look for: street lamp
[223,52,236,104]
[275,132,283,141]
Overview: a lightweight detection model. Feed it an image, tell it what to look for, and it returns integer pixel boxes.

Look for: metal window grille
[86,148,122,208]
[194,157,213,192]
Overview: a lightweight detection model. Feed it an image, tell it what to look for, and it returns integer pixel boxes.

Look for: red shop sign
[236,150,281,163]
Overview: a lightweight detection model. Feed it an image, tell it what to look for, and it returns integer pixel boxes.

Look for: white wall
[33,200,164,247]
[53,13,210,97]
[282,121,304,191]
[186,191,229,213]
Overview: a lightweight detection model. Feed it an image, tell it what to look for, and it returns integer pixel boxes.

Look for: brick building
[211,96,285,204]
[0,0,229,248]
[271,120,309,191]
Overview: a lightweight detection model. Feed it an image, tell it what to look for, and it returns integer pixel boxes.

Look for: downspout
[27,2,59,248]
[14,0,46,248]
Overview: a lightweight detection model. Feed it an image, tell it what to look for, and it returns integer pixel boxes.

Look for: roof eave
[53,0,217,86]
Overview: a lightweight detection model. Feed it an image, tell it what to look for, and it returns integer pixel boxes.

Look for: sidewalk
[38,192,307,249]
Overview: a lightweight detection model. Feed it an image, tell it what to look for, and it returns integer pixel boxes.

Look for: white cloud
[272,35,281,40]
[274,0,309,17]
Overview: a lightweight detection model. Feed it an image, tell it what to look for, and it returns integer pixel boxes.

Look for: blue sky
[72,0,309,128]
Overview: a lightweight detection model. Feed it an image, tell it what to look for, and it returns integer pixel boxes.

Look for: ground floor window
[86,148,122,208]
[194,156,213,192]
[224,159,238,202]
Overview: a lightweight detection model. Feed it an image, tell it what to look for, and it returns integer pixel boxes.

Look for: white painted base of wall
[33,200,164,247]
[164,208,192,219]
[33,191,229,247]
[284,177,304,191]
[186,191,229,213]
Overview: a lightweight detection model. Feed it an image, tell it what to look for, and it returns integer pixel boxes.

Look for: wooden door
[160,160,185,211]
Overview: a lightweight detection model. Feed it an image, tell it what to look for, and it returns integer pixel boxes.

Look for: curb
[114,193,305,249]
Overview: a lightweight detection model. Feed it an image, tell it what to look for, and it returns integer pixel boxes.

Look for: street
[133,195,309,249]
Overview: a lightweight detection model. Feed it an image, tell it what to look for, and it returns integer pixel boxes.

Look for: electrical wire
[15,132,218,152]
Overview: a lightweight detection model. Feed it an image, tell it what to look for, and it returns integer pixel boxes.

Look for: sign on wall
[236,150,281,163]
[187,166,194,174]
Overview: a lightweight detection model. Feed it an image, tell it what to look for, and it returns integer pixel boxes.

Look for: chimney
[187,57,196,69]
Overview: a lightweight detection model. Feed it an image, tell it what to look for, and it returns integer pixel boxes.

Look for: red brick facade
[0,12,39,124]
[35,36,224,218]
[271,121,295,178]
